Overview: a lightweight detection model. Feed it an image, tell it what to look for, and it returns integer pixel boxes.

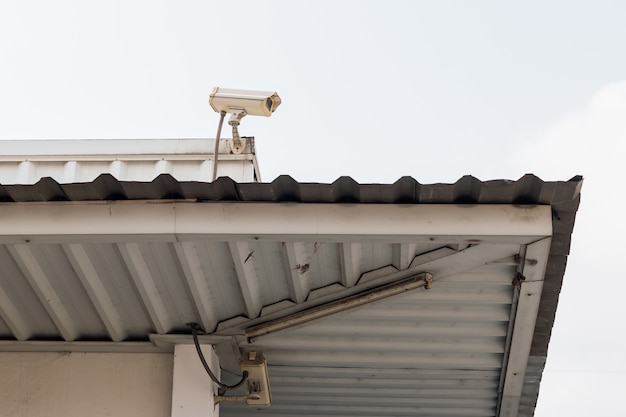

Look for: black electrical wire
[188,322,248,393]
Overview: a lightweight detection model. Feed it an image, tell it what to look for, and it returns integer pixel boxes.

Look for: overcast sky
[1,1,625,415]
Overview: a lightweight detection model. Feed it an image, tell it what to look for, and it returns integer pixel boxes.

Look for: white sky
[1,1,625,415]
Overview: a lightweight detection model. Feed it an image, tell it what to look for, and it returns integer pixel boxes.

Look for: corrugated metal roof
[0,173,581,204]
[0,174,582,417]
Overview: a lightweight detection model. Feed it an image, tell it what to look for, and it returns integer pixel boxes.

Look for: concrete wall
[0,352,173,417]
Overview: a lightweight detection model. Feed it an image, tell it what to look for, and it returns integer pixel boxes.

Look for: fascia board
[0,202,552,244]
[498,237,552,417]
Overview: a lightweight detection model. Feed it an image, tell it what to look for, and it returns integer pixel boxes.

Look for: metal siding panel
[257,349,503,370]
[81,243,154,337]
[194,241,248,321]
[0,317,11,337]
[247,241,292,306]
[138,243,198,329]
[223,403,496,417]
[348,302,511,321]
[10,244,108,340]
[303,242,342,290]
[0,139,259,184]
[231,366,504,416]
[251,334,506,354]
[359,243,394,277]
[307,319,509,338]
[0,246,58,339]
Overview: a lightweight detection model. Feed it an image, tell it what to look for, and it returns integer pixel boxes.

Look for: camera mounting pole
[228,109,247,155]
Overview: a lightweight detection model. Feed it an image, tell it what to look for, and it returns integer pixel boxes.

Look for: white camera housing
[209,87,281,117]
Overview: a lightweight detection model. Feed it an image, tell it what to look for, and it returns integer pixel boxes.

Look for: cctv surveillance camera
[209,87,281,118]
[208,87,281,159]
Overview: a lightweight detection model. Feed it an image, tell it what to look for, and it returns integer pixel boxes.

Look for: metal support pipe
[211,111,226,182]
[246,272,433,341]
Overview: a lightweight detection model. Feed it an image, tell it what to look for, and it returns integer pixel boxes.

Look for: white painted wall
[0,352,173,417]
